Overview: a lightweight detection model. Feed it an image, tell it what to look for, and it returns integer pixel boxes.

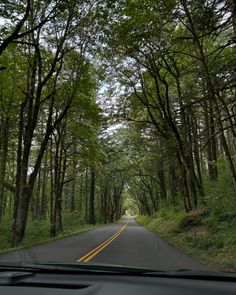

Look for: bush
[63,211,86,230]
[178,210,208,230]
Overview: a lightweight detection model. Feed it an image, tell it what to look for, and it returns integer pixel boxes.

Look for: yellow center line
[77,224,125,262]
[77,222,129,263]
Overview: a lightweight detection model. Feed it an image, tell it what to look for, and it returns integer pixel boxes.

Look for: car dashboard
[1,272,236,295]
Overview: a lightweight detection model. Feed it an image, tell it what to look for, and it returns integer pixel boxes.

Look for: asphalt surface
[0,217,209,270]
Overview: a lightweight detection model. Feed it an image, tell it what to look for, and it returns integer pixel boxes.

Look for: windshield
[0,0,235,274]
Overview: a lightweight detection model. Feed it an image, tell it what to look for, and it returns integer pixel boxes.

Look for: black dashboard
[1,272,236,295]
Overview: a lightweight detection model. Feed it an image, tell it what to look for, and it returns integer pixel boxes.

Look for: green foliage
[135,215,152,226]
[63,211,86,229]
[135,157,236,270]
[203,158,236,231]
[123,194,138,216]
[0,212,103,255]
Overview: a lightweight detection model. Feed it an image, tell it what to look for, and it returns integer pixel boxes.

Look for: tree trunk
[85,168,88,223]
[229,0,236,40]
[204,103,218,181]
[157,158,167,203]
[78,174,83,212]
[40,150,48,218]
[169,164,177,207]
[0,117,9,221]
[88,165,95,225]
[70,140,77,212]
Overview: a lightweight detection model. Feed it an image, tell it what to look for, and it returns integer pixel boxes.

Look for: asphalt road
[0,217,209,270]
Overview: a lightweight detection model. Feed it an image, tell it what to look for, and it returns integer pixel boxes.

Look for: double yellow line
[77,222,129,263]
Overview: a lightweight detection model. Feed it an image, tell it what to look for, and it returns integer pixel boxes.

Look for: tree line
[0,0,124,247]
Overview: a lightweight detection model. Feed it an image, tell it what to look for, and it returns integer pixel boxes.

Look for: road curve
[0,217,209,271]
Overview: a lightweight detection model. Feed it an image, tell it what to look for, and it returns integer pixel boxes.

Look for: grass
[136,207,236,271]
[0,211,105,255]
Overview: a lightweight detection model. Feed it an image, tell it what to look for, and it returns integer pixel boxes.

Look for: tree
[8,0,99,245]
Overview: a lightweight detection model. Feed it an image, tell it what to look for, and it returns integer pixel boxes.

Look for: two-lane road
[0,217,208,270]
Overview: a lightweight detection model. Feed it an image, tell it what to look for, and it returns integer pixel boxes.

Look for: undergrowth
[136,160,236,271]
[0,211,103,255]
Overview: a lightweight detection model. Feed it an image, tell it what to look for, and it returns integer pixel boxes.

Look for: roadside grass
[136,208,236,271]
[0,211,104,255]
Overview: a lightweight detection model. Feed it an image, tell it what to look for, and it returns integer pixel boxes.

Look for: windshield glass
[0,0,235,274]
